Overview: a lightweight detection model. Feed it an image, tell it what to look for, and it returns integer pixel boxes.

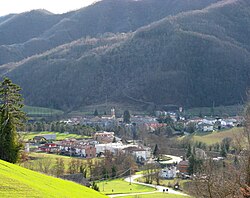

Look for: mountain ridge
[1,0,249,111]
[0,0,221,65]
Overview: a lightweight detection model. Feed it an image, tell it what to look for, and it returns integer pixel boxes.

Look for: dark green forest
[0,0,250,111]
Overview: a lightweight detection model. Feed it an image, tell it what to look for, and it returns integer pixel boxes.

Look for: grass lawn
[121,193,189,198]
[20,131,90,141]
[0,159,106,198]
[97,179,156,195]
[29,152,72,161]
[136,171,144,175]
[191,127,244,145]
[28,152,100,163]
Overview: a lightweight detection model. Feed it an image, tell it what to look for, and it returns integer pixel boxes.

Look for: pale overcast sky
[0,0,99,16]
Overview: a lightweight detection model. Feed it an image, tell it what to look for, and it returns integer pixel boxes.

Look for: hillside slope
[1,0,250,111]
[0,159,106,198]
[0,0,220,65]
[0,10,63,45]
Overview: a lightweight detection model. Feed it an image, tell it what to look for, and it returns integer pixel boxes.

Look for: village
[23,107,244,184]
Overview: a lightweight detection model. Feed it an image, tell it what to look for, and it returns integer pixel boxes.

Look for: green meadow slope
[0,159,106,198]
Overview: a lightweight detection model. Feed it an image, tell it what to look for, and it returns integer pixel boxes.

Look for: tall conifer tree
[0,78,26,163]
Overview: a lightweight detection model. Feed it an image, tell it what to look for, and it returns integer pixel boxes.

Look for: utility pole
[70,141,72,157]
[129,168,131,185]
[103,180,104,192]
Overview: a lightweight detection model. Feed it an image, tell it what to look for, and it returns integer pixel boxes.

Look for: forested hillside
[1,0,250,111]
[0,0,220,65]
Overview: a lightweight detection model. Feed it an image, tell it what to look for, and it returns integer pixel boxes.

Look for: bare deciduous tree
[188,103,250,198]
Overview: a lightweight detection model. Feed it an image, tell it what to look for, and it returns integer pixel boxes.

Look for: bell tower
[111,108,115,118]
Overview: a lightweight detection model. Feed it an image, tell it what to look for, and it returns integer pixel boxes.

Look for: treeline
[25,122,96,136]
[22,157,88,177]
[21,150,136,180]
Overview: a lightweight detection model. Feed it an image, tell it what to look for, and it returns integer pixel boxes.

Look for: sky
[0,0,99,16]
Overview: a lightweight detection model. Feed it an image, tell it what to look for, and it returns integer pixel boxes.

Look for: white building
[95,142,135,154]
[123,147,148,161]
[160,166,177,179]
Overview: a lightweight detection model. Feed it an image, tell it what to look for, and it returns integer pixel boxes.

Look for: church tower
[111,108,115,118]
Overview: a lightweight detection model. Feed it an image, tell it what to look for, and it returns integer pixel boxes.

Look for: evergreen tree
[188,153,203,175]
[220,145,227,158]
[0,78,26,163]
[164,115,174,127]
[123,110,131,123]
[94,109,98,117]
[80,165,87,178]
[55,122,60,132]
[92,181,100,192]
[36,122,43,131]
[51,123,55,131]
[153,144,160,158]
[60,124,65,133]
[186,144,192,159]
[111,165,116,178]
[188,154,196,175]
[221,137,232,153]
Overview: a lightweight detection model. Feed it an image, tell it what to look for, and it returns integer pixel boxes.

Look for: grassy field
[69,102,148,116]
[122,193,189,198]
[0,159,106,198]
[97,179,156,195]
[29,152,73,161]
[23,105,64,117]
[191,127,244,145]
[20,131,90,141]
[21,152,101,175]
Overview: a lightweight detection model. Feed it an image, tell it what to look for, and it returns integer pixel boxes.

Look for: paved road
[109,174,189,197]
[146,155,183,165]
[160,155,183,164]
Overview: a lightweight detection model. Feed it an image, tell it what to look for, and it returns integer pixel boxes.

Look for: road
[146,155,183,165]
[109,174,189,197]
[160,155,183,164]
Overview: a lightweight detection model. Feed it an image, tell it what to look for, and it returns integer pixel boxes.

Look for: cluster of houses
[32,132,190,179]
[62,107,243,135]
[26,108,244,181]
[188,116,243,132]
[29,131,151,162]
